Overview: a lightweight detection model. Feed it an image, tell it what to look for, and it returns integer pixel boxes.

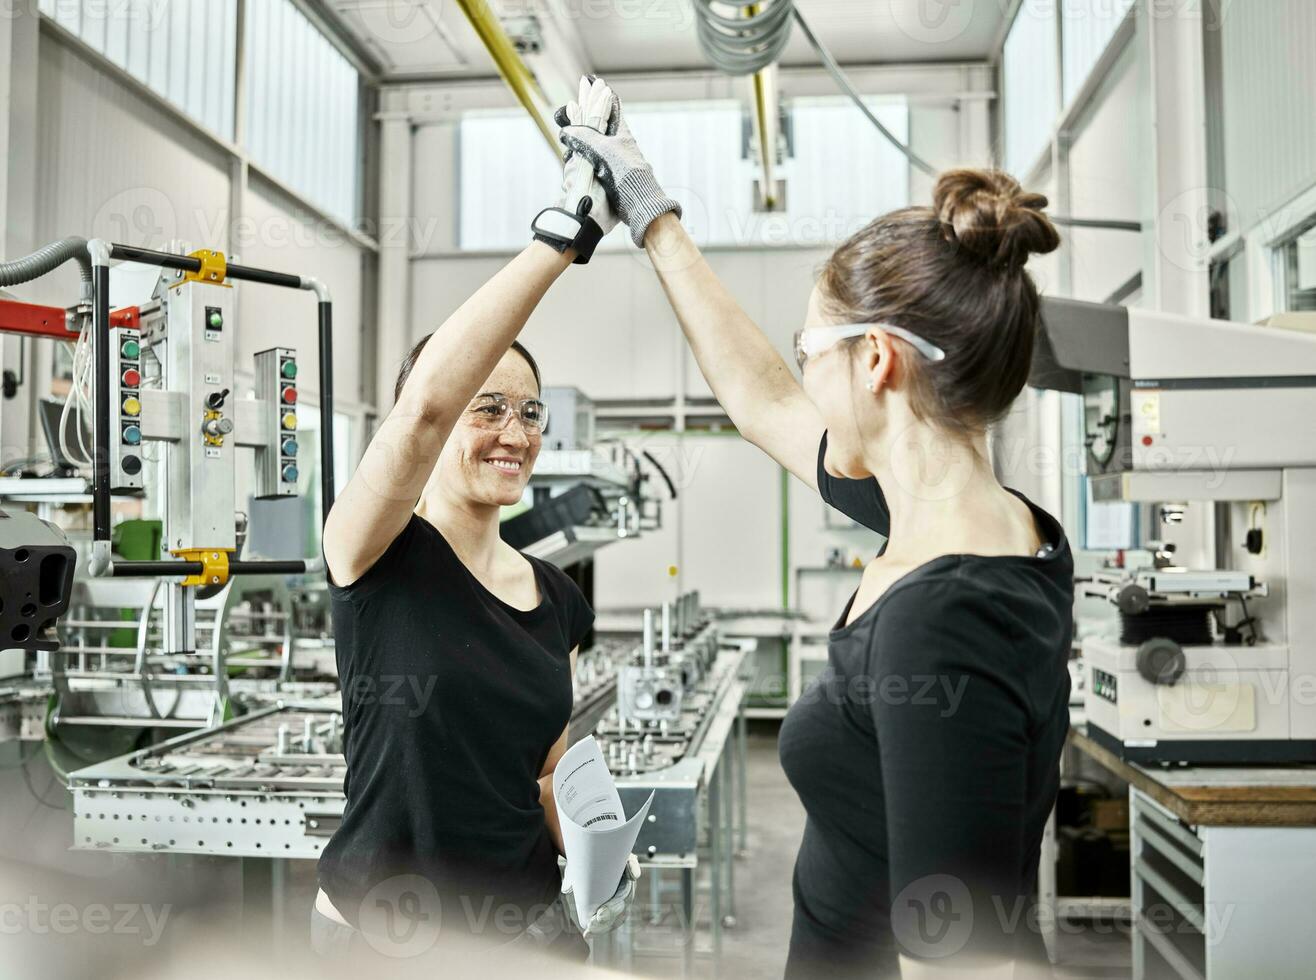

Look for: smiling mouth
[485,458,523,474]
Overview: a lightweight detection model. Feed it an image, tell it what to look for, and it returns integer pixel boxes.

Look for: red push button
[281,386,297,404]
[121,368,141,388]
[1141,435,1153,446]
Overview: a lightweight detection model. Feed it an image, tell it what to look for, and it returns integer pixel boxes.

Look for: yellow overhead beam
[451,0,561,158]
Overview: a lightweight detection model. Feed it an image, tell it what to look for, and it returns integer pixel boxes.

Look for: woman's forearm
[539,775,565,854]
[643,213,801,428]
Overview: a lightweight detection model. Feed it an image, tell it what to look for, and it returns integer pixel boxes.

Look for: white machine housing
[1034,300,1316,763]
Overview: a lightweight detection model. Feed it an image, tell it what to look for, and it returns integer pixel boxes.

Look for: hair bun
[933,168,1060,269]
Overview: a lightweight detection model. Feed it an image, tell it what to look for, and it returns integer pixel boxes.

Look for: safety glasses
[792,322,946,371]
[466,393,549,432]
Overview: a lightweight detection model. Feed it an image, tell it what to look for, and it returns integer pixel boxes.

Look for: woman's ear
[861,329,896,394]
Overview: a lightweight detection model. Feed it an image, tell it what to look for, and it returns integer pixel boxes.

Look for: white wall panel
[1002,0,1060,175]
[236,182,365,403]
[31,35,232,308]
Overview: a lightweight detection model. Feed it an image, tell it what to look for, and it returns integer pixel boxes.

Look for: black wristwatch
[531,197,605,264]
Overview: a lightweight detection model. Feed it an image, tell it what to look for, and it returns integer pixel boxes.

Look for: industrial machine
[1032,298,1316,763]
[0,238,337,729]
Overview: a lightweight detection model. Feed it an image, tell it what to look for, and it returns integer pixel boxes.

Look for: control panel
[1092,666,1119,704]
[254,347,298,498]
[110,326,145,491]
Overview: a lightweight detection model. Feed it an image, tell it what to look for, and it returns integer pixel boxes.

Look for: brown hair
[393,335,542,404]
[818,168,1060,436]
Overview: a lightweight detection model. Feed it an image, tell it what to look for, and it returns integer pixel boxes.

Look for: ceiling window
[244,0,361,225]
[1002,0,1060,177]
[458,97,910,251]
[39,0,238,140]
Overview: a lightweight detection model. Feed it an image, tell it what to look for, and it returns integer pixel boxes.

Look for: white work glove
[555,77,682,249]
[531,76,618,264]
[562,853,642,938]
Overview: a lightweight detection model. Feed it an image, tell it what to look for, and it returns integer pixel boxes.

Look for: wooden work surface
[1068,726,1316,827]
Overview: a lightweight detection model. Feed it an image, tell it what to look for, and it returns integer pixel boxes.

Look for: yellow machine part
[171,548,233,588]
[181,248,230,287]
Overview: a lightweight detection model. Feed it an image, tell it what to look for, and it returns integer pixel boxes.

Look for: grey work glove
[555,77,682,249]
[561,853,642,938]
[531,77,617,263]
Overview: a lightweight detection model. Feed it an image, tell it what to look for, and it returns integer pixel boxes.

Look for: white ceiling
[326,0,1007,80]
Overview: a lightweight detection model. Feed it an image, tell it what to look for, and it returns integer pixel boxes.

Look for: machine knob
[281,360,298,379]
[281,412,297,430]
[206,388,231,410]
[281,385,298,404]
[1136,637,1186,686]
[121,454,142,475]
[203,417,234,437]
[281,438,298,457]
[122,425,141,445]
[1117,584,1150,615]
[121,396,141,417]
[121,368,141,388]
[282,463,299,483]
[121,339,140,359]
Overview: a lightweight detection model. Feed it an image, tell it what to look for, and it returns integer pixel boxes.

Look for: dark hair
[393,335,541,404]
[818,168,1060,436]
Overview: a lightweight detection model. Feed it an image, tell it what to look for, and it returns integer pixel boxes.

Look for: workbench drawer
[1132,793,1206,980]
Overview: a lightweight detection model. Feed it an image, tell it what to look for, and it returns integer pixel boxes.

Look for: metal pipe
[642,608,655,670]
[450,0,559,158]
[90,253,111,542]
[109,559,313,578]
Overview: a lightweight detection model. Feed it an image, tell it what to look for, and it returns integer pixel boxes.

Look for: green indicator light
[208,311,223,329]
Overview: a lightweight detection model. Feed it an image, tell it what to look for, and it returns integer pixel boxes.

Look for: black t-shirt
[317,514,594,938]
[778,434,1073,976]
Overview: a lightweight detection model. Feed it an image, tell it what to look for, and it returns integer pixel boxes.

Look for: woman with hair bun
[561,78,1072,977]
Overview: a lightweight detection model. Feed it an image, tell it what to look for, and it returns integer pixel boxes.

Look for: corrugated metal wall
[1220,0,1316,234]
[244,0,360,226]
[1061,0,1135,106]
[38,0,237,140]
[1002,0,1060,176]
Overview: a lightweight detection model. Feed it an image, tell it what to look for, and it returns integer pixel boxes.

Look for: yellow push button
[281,412,297,431]
[122,396,142,417]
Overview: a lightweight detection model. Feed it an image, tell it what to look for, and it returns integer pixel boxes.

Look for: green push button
[121,339,140,359]
[208,311,223,329]
[281,360,298,379]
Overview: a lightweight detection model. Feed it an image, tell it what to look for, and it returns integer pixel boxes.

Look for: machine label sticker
[205,448,221,459]
[205,373,221,384]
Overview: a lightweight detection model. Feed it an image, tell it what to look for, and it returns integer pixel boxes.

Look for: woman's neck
[864,423,1018,562]
[414,485,504,575]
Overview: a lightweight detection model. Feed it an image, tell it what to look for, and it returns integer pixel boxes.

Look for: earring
[865,380,876,392]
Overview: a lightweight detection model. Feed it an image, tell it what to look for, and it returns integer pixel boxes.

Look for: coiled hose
[691,0,938,176]
[693,0,795,76]
[0,236,94,300]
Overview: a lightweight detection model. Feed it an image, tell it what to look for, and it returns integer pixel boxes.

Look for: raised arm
[558,79,823,490]
[323,243,575,586]
[644,214,823,489]
[326,83,621,586]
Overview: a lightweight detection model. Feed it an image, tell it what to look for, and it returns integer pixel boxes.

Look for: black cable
[640,450,679,500]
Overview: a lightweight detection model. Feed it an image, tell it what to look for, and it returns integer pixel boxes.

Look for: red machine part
[0,298,75,339]
[0,299,141,338]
